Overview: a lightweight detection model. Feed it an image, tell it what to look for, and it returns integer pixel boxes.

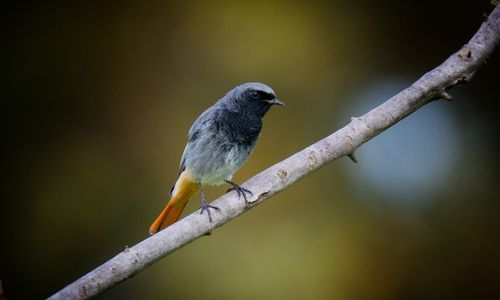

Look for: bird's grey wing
[178,145,190,175]
[178,105,220,174]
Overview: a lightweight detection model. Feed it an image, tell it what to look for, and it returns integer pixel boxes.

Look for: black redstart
[149,82,284,234]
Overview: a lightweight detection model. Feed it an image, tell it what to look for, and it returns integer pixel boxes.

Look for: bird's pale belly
[191,144,254,185]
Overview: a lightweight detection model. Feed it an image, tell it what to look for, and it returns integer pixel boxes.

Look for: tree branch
[48,5,500,299]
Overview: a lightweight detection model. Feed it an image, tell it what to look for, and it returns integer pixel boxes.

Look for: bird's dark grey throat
[217,82,284,145]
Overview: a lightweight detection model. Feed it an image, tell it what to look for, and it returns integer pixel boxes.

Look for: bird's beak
[266,98,285,106]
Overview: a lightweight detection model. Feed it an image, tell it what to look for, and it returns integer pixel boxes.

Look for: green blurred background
[3,1,500,299]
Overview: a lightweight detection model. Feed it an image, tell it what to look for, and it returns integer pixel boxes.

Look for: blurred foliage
[2,1,500,299]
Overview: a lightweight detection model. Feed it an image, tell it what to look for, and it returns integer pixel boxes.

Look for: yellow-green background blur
[3,1,500,299]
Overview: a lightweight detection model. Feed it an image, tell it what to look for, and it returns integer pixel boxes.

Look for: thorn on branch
[491,0,499,7]
[347,153,358,163]
[439,90,453,101]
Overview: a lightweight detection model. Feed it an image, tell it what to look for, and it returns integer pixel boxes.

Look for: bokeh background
[3,1,500,299]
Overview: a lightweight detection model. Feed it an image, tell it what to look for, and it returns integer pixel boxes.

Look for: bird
[149,82,284,235]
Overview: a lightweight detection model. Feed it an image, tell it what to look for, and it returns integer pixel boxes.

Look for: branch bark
[48,5,500,299]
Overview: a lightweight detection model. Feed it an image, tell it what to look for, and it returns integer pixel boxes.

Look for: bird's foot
[200,199,220,222]
[225,180,253,206]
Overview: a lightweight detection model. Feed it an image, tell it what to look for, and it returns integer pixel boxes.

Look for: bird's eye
[250,91,260,99]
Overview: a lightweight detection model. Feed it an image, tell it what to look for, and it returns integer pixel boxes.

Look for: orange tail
[149,171,199,235]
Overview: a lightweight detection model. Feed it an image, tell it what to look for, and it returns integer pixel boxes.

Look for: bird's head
[224,82,284,117]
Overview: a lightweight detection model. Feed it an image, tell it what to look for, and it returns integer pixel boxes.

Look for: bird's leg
[198,181,220,222]
[225,180,253,206]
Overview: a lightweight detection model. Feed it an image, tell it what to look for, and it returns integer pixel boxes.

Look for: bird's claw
[225,181,253,206]
[200,200,220,222]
